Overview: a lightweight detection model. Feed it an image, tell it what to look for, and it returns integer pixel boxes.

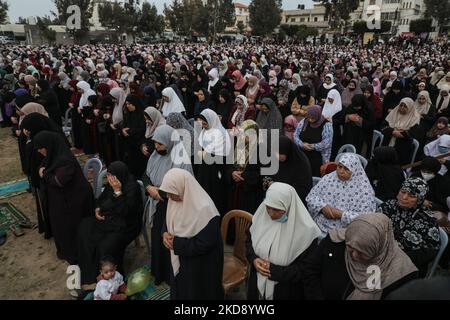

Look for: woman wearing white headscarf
[424,134,450,176]
[208,68,221,104]
[322,89,342,120]
[160,168,224,300]
[306,153,377,238]
[414,91,436,133]
[197,109,231,214]
[161,87,186,117]
[303,213,418,300]
[140,107,166,158]
[437,72,450,90]
[142,125,192,286]
[247,183,321,300]
[436,85,450,116]
[381,97,423,165]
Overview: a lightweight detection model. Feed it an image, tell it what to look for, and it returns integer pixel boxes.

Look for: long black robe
[267,136,312,203]
[170,216,224,300]
[34,131,94,264]
[196,155,227,215]
[246,226,318,300]
[77,162,143,285]
[37,89,62,127]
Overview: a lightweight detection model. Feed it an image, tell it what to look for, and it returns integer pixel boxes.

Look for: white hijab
[110,87,126,124]
[160,168,220,277]
[144,107,165,138]
[250,182,321,300]
[436,85,450,112]
[208,68,220,92]
[424,134,450,175]
[162,87,186,117]
[322,89,342,119]
[198,109,231,157]
[322,74,336,90]
[76,81,96,109]
[414,91,432,115]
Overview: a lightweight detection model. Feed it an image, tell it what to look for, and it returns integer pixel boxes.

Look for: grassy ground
[0,127,148,300]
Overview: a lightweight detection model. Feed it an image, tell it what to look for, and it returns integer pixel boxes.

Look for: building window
[291,18,296,22]
[314,17,318,22]
[300,18,305,22]
[369,0,375,4]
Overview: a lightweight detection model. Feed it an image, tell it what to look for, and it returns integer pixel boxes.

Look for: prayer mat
[0,202,30,234]
[0,179,29,200]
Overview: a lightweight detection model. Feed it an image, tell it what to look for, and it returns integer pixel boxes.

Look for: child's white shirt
[94,272,124,300]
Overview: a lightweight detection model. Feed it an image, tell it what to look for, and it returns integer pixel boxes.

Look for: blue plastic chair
[410,139,420,166]
[95,170,108,199]
[426,228,449,279]
[335,144,356,161]
[371,130,384,158]
[83,158,103,194]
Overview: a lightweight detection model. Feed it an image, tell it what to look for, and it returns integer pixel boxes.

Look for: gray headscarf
[256,97,283,130]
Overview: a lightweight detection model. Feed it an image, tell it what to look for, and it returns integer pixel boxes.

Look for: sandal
[10,224,25,237]
[19,221,37,230]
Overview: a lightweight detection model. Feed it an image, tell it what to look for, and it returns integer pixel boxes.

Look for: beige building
[281,4,329,33]
[226,2,251,33]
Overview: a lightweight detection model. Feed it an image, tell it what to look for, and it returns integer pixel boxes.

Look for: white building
[225,2,250,33]
[281,4,329,34]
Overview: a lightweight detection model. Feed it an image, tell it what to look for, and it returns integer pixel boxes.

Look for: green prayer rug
[0,202,30,234]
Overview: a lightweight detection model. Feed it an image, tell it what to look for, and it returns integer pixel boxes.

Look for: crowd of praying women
[1,37,450,300]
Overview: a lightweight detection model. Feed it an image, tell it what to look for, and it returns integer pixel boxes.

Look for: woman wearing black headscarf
[77,161,143,292]
[263,136,313,203]
[36,79,62,126]
[33,131,94,264]
[21,113,67,238]
[215,89,233,127]
[121,95,147,178]
[343,94,375,157]
[365,146,405,201]
[382,80,405,118]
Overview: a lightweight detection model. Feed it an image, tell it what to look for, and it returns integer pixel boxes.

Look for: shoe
[10,224,25,237]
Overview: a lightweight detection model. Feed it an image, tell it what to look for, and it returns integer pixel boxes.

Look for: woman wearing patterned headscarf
[306,153,377,238]
[380,177,441,277]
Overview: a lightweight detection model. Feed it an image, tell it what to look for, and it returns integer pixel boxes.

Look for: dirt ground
[0,127,148,300]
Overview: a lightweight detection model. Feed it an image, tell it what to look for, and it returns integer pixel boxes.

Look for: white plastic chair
[62,108,72,138]
[371,130,384,158]
[335,152,368,169]
[83,158,103,192]
[426,228,449,279]
[336,144,356,160]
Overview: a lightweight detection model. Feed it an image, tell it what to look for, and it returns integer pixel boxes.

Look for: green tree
[313,0,359,29]
[208,0,236,40]
[0,0,8,24]
[409,18,432,33]
[279,24,300,38]
[249,0,282,36]
[164,0,185,35]
[237,20,245,34]
[138,2,165,37]
[37,16,57,44]
[423,0,450,33]
[297,25,318,41]
[52,0,92,42]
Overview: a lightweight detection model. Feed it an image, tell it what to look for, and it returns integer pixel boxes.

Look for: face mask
[438,146,449,154]
[421,171,435,182]
[275,214,288,223]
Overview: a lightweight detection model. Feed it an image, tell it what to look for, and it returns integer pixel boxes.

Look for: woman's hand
[147,186,162,201]
[77,107,82,114]
[93,109,100,117]
[122,128,130,137]
[392,130,403,138]
[163,232,174,250]
[253,258,271,278]
[39,167,46,178]
[232,171,244,183]
[11,117,18,124]
[107,175,122,193]
[110,123,116,130]
[103,113,111,120]
[141,144,150,157]
[321,205,335,219]
[95,208,105,221]
[303,143,314,151]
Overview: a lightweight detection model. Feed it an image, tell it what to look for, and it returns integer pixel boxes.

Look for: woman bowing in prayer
[381,97,423,166]
[34,131,94,264]
[246,182,321,300]
[196,109,231,214]
[76,162,143,295]
[142,125,193,286]
[306,153,377,238]
[294,106,333,177]
[303,213,418,300]
[160,168,224,300]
